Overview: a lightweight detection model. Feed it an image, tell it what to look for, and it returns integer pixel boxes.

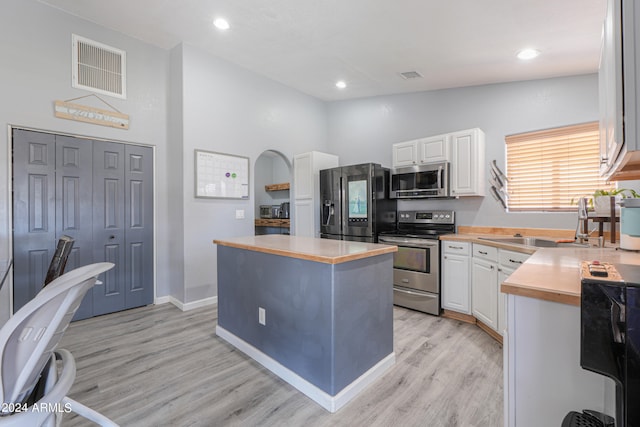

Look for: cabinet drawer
[498,250,530,270]
[442,241,470,255]
[472,244,498,262]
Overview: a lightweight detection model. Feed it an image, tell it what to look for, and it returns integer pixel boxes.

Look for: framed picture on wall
[194,149,250,199]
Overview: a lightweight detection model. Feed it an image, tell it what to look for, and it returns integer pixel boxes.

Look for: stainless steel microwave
[390,162,449,199]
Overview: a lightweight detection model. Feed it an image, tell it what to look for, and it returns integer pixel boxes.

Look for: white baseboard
[215,325,395,413]
[154,296,171,305]
[154,295,217,311]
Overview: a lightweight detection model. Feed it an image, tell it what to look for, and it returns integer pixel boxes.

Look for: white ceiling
[39,0,607,101]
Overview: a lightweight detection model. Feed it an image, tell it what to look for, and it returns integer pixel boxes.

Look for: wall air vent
[399,71,423,80]
[72,34,126,99]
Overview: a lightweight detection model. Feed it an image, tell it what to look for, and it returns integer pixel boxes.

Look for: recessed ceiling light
[213,17,230,30]
[335,80,347,89]
[516,48,540,60]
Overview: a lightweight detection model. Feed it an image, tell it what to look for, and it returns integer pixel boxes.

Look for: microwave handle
[437,165,442,189]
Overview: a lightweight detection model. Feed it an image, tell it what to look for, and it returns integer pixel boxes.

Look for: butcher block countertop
[441,232,640,306]
[213,235,397,265]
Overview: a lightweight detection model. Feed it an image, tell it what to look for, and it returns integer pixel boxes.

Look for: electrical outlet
[258,307,266,325]
[235,209,245,219]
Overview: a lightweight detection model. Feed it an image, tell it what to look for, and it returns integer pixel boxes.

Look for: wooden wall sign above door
[54,95,129,129]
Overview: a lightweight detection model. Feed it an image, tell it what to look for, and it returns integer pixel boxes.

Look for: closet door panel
[55,135,94,320]
[12,129,56,311]
[92,141,126,316]
[124,145,154,309]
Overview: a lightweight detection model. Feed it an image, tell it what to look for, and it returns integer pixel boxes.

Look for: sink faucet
[576,197,590,243]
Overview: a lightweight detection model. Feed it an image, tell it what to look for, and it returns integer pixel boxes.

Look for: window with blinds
[505,122,615,211]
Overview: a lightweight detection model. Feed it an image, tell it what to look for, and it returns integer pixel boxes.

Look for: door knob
[109,235,116,240]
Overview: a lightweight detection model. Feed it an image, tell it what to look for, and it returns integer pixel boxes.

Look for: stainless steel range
[378,210,455,316]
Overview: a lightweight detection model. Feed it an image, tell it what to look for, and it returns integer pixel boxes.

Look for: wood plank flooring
[59,304,503,427]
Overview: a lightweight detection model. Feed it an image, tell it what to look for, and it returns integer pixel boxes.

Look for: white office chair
[0,262,118,426]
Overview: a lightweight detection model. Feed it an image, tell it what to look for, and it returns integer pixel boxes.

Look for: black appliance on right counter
[563,262,640,427]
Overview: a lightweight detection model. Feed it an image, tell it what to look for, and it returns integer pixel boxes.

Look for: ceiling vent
[72,34,126,99]
[399,71,423,80]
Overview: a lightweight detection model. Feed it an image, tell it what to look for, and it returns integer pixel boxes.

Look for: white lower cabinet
[471,255,498,330]
[441,241,471,314]
[442,240,531,337]
[497,250,530,335]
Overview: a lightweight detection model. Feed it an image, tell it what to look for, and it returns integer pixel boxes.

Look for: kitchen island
[212,235,397,412]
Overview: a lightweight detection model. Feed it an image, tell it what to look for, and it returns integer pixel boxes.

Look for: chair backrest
[0,262,114,405]
[44,235,75,286]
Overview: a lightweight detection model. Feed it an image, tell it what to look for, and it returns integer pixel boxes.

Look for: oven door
[378,236,439,294]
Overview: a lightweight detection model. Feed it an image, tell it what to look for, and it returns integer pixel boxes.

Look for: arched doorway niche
[254,150,292,235]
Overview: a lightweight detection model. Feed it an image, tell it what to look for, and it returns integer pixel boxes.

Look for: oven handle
[378,237,439,248]
[437,165,442,189]
[394,287,438,299]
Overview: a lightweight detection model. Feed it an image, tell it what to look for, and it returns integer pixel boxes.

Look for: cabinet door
[294,199,315,237]
[418,134,449,163]
[450,129,485,196]
[472,257,498,329]
[392,140,418,167]
[442,253,471,314]
[293,153,312,199]
[498,267,514,336]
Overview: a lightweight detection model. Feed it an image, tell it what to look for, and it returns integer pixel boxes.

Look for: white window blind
[505,122,615,211]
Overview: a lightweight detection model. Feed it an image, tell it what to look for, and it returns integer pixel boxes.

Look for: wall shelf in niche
[265,182,290,192]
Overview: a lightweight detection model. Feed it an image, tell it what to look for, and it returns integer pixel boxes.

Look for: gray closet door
[55,135,94,320]
[124,144,154,309]
[92,141,127,316]
[12,129,154,318]
[12,129,56,311]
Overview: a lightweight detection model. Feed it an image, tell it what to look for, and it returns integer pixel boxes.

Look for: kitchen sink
[478,236,590,248]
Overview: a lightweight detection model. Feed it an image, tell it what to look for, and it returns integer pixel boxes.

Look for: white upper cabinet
[450,128,485,197]
[599,0,640,180]
[392,134,450,167]
[392,140,419,167]
[391,129,484,197]
[418,134,450,163]
[293,152,313,199]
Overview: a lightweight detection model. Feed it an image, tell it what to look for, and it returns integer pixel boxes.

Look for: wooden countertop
[213,235,397,265]
[441,233,640,306]
[502,247,640,306]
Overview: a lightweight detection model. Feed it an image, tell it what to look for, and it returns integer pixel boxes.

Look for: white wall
[177,44,328,302]
[0,0,170,320]
[326,75,602,229]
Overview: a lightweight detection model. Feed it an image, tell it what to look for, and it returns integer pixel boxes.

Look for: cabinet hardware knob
[479,251,488,255]
[508,259,523,264]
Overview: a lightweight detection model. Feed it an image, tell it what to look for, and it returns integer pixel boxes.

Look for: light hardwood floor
[60,304,503,427]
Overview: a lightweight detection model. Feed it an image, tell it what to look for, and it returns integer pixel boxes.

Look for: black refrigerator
[319,163,396,243]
